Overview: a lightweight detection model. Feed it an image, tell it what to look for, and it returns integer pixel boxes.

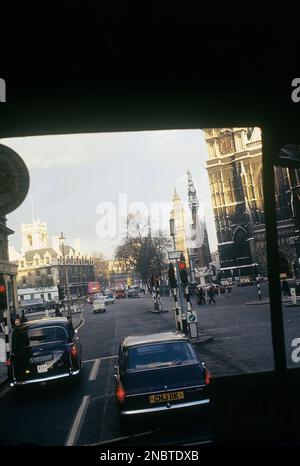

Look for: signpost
[187,311,199,339]
[168,251,183,260]
[291,287,297,305]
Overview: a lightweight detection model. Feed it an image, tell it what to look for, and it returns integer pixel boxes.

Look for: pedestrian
[208,286,216,304]
[55,304,61,317]
[14,314,21,326]
[282,279,290,296]
[20,309,28,324]
[197,287,206,305]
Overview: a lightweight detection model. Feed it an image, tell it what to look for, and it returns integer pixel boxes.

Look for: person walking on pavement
[55,303,62,317]
[197,286,206,305]
[208,286,216,304]
[282,278,290,296]
[14,314,21,326]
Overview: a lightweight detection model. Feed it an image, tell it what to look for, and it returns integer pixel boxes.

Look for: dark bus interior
[1,13,300,450]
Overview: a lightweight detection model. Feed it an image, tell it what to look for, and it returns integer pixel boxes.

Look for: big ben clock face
[218,133,235,154]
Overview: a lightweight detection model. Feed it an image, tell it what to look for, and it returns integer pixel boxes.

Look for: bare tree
[115,214,171,290]
[90,252,110,287]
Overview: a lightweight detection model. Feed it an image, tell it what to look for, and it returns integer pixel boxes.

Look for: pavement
[244,297,300,305]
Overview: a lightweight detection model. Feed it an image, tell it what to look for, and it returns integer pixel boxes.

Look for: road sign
[187,312,197,324]
[168,251,183,260]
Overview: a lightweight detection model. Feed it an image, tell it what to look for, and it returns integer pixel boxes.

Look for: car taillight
[116,383,126,403]
[70,346,77,357]
[205,368,212,385]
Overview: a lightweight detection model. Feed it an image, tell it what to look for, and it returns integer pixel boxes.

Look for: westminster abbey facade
[204,127,300,281]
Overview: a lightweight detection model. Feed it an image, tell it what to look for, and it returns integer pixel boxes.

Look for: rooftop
[15,317,69,330]
[122,331,189,348]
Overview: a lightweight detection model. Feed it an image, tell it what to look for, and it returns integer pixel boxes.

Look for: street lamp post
[169,219,185,330]
[59,232,71,321]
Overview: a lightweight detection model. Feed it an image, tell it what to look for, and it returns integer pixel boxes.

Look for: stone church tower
[204,127,300,280]
[21,219,49,254]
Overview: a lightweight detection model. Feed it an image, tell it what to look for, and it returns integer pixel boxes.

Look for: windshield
[13,326,68,350]
[125,341,199,372]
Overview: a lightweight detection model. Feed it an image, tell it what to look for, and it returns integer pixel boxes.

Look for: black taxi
[8,317,82,388]
[114,331,212,431]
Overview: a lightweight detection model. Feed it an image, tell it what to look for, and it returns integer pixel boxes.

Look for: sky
[1,130,218,259]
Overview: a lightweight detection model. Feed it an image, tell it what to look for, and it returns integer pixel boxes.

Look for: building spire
[187,169,199,210]
[173,186,181,202]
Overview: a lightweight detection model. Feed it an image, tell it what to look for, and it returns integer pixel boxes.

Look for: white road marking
[87,430,158,445]
[88,358,101,381]
[83,356,118,364]
[65,395,90,446]
[100,355,118,360]
[181,439,212,446]
[75,316,85,331]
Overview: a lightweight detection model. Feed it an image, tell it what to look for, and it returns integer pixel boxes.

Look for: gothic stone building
[11,220,95,299]
[204,127,300,281]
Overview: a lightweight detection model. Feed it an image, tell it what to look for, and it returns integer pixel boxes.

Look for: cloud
[4,129,218,256]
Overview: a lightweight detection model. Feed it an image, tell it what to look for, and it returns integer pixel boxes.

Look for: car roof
[122,331,189,349]
[14,317,70,331]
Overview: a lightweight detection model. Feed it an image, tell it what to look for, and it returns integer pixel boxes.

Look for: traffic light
[179,254,189,285]
[0,280,6,311]
[58,285,66,301]
[168,263,177,289]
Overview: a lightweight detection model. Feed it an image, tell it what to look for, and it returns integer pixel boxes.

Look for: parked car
[104,293,115,304]
[114,331,212,433]
[8,317,82,389]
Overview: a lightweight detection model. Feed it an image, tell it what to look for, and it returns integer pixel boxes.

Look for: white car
[104,294,115,305]
[93,297,106,313]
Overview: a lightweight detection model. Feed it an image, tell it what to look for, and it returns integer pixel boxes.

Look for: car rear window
[13,326,68,350]
[125,341,199,372]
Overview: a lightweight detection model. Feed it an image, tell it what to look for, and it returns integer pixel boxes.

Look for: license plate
[149,391,184,404]
[30,354,53,364]
[37,364,48,373]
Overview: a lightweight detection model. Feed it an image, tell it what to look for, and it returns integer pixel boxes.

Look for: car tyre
[71,368,82,386]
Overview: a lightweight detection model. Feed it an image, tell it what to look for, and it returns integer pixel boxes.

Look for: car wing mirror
[75,329,78,334]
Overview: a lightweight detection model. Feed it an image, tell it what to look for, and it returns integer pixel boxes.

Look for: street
[1,284,300,446]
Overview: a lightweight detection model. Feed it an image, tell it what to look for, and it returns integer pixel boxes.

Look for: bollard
[172,288,182,331]
[291,287,297,305]
[257,283,262,301]
[3,310,10,365]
